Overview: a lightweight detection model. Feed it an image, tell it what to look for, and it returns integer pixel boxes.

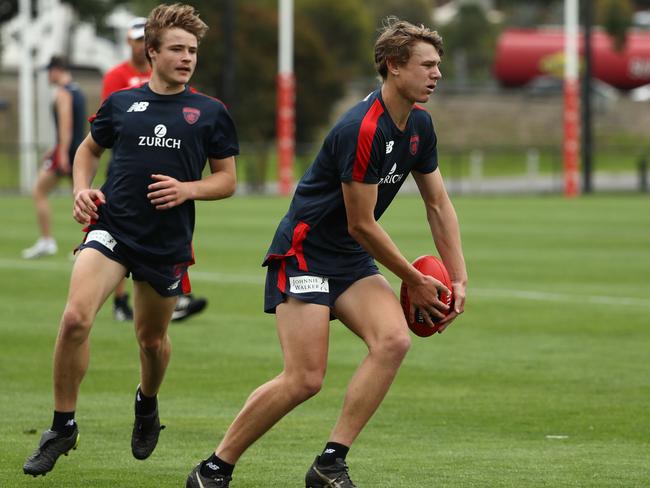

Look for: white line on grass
[2,257,650,308]
[472,288,650,308]
[0,257,75,271]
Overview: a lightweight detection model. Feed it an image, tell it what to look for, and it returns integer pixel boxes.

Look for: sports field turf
[1,193,648,487]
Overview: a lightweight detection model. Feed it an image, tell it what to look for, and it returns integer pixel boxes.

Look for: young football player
[23,3,238,477]
[102,15,209,323]
[186,17,467,488]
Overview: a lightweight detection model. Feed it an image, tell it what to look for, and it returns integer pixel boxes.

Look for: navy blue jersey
[89,83,239,263]
[264,89,438,277]
[53,82,86,162]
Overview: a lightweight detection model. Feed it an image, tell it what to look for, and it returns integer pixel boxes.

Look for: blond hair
[374,17,443,80]
[145,3,209,62]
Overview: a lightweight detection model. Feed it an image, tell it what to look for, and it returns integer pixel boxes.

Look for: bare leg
[215,298,331,464]
[132,280,177,397]
[32,169,59,238]
[53,248,127,411]
[329,274,411,446]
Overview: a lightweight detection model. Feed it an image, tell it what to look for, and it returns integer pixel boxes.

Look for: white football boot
[22,238,58,259]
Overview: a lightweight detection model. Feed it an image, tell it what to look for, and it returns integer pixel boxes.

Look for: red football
[400,255,454,337]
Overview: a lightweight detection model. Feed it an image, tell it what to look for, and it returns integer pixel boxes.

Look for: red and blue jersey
[264,89,438,277]
[89,83,239,263]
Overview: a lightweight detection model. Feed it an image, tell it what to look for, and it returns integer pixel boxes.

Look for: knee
[60,306,92,342]
[137,331,167,356]
[374,331,411,362]
[285,370,325,402]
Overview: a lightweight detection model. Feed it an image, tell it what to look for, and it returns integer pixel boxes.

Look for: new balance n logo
[127,102,150,112]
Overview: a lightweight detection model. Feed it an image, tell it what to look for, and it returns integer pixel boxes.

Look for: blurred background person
[22,55,86,260]
[102,17,208,323]
[101,17,151,102]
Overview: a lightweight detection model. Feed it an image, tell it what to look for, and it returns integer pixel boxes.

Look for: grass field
[1,193,649,487]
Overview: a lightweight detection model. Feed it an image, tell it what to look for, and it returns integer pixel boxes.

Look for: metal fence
[0,142,647,195]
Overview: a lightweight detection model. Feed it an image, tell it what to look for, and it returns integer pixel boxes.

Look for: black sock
[200,453,234,478]
[319,442,350,466]
[51,411,76,435]
[135,386,157,416]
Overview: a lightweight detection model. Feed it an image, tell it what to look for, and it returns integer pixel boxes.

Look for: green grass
[1,194,649,487]
[0,148,21,189]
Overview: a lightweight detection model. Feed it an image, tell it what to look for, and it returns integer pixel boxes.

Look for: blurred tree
[365,0,434,27]
[293,19,345,142]
[129,0,159,17]
[300,0,372,78]
[597,0,633,51]
[204,3,277,191]
[0,0,16,62]
[440,3,498,86]
[493,0,562,27]
[63,0,131,34]
[0,0,17,23]
[494,0,648,31]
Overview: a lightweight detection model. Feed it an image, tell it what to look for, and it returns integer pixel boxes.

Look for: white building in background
[1,2,133,72]
[0,0,138,192]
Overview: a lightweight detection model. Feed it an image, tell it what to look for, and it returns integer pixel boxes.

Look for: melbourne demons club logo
[409,134,420,155]
[183,107,201,125]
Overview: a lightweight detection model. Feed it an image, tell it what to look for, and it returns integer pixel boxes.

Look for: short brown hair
[374,17,444,80]
[145,3,209,62]
[46,55,69,71]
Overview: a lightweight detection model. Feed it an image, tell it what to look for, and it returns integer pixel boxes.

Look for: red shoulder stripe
[189,86,228,108]
[352,99,384,182]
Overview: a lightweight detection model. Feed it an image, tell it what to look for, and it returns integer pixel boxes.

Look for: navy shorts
[77,229,192,297]
[264,255,380,318]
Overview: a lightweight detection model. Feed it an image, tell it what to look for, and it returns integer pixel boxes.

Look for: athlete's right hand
[406,273,450,328]
[73,189,106,225]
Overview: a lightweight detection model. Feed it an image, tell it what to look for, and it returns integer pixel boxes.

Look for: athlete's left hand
[434,280,467,333]
[147,174,190,210]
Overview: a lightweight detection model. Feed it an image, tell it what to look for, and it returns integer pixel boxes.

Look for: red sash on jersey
[264,221,311,292]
